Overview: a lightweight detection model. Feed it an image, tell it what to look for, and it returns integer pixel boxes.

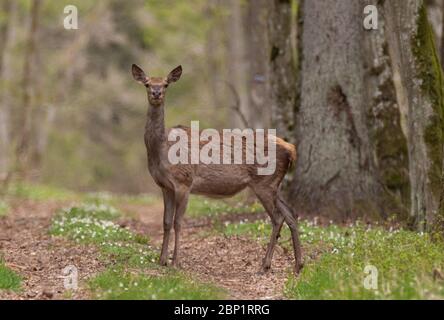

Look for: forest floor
[1,183,444,300]
[0,199,105,299]
[0,189,292,300]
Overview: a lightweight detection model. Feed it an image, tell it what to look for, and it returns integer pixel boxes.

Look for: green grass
[224,219,288,240]
[0,200,9,217]
[89,268,224,300]
[286,224,444,299]
[6,182,77,201]
[187,195,264,219]
[83,192,159,206]
[50,202,225,299]
[0,259,21,291]
[50,203,155,268]
[5,182,159,208]
[222,218,444,299]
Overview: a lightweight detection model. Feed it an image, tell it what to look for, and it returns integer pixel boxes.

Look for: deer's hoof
[294,263,304,275]
[159,258,168,267]
[258,264,271,275]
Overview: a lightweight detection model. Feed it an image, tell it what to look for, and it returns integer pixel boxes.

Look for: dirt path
[125,203,294,299]
[0,200,105,300]
[0,200,293,300]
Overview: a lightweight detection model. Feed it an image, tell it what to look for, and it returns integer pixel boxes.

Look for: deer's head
[132,64,182,107]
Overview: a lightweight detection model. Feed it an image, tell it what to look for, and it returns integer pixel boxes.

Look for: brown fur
[276,137,297,163]
[132,64,303,274]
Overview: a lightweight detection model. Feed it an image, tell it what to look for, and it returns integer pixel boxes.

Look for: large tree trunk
[291,0,384,220]
[384,0,444,232]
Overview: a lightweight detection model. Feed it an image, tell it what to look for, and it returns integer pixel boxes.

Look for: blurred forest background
[1,0,444,233]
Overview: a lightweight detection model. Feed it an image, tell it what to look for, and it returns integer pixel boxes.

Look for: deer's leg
[172,189,189,267]
[276,194,303,274]
[254,189,285,272]
[159,188,175,266]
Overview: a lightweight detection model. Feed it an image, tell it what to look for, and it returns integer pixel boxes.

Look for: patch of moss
[411,5,444,233]
[0,200,9,217]
[0,259,21,291]
[372,99,410,219]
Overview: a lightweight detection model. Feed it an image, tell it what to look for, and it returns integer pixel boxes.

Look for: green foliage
[89,268,225,300]
[224,219,287,242]
[222,217,444,299]
[49,203,156,269]
[84,191,159,206]
[100,242,157,269]
[4,0,226,192]
[0,259,21,291]
[142,0,210,69]
[286,224,444,299]
[54,203,122,221]
[0,200,9,217]
[187,195,264,219]
[50,202,224,298]
[5,181,158,208]
[6,182,77,201]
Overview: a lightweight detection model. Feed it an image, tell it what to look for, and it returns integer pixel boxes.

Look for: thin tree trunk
[243,0,269,128]
[205,0,225,111]
[291,0,383,220]
[384,0,444,232]
[16,0,42,175]
[225,0,249,128]
[0,0,13,180]
[268,0,297,142]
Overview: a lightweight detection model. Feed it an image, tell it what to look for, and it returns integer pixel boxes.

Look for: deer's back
[161,126,295,197]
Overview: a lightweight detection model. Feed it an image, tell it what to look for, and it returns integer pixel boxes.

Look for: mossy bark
[364,11,410,220]
[384,0,444,233]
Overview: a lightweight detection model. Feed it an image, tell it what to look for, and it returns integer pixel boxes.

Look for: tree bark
[205,0,225,111]
[0,0,13,180]
[243,0,269,128]
[291,0,383,220]
[16,0,42,175]
[225,0,250,128]
[384,0,444,232]
[441,0,444,65]
[268,0,297,142]
[364,2,410,218]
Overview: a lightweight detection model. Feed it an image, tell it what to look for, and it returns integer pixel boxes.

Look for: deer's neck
[145,104,167,162]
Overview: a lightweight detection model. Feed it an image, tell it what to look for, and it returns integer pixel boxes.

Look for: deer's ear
[167,65,182,83]
[132,64,148,84]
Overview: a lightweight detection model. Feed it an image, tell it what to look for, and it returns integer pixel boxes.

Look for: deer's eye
[164,84,169,88]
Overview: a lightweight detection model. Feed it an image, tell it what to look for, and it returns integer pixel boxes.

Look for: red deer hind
[132,64,303,274]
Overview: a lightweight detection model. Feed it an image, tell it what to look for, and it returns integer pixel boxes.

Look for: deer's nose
[152,91,161,98]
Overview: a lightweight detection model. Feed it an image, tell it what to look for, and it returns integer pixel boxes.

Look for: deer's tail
[276,137,297,165]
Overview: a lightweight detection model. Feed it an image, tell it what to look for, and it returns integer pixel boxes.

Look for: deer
[132,64,303,274]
